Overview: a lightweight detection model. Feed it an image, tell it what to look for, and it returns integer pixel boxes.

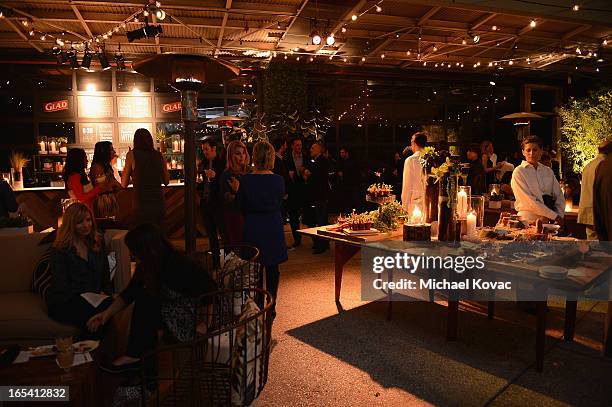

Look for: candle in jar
[411,205,424,225]
[39,141,46,153]
[180,139,185,152]
[171,158,176,169]
[466,211,477,237]
[172,140,179,153]
[49,140,57,153]
[565,201,572,212]
[457,189,468,219]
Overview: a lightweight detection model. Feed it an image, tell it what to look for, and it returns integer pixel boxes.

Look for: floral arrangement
[367,183,393,197]
[9,151,29,171]
[347,213,374,230]
[371,201,406,232]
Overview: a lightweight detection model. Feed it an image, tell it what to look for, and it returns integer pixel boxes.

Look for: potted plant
[0,215,33,235]
[9,151,29,190]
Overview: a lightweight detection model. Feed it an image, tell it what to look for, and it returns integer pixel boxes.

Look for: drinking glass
[56,336,74,381]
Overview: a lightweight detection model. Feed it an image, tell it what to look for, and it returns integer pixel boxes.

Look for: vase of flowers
[9,151,29,190]
[430,157,462,242]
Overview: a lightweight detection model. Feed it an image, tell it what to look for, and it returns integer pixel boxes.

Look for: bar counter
[13,182,204,238]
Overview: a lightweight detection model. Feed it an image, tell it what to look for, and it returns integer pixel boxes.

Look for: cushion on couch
[31,246,53,300]
[0,232,52,294]
[0,292,79,345]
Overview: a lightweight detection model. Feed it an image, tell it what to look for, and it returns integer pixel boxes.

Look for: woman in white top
[510,136,564,224]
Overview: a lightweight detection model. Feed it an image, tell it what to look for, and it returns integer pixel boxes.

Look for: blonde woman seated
[46,202,113,335]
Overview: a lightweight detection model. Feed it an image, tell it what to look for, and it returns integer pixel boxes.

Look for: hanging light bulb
[604,39,608,46]
[433,45,437,51]
[341,26,347,33]
[376,4,382,12]
[361,56,366,62]
[576,47,581,54]
[155,1,161,7]
[351,14,358,21]
[492,25,497,31]
[530,20,536,28]
[326,33,335,46]
[572,4,579,11]
[406,50,411,55]
[381,53,385,59]
[462,39,467,45]
[28,30,35,36]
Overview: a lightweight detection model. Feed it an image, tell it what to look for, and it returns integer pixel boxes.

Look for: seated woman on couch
[87,223,217,373]
[46,202,113,335]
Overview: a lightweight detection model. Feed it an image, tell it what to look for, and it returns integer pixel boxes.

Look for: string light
[492,25,497,31]
[351,14,358,21]
[530,20,536,28]
[572,4,579,11]
[361,56,366,62]
[341,26,347,33]
[376,5,382,12]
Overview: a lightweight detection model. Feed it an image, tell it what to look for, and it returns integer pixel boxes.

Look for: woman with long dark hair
[90,141,122,219]
[219,140,250,246]
[64,148,107,210]
[121,129,170,227]
[47,202,113,333]
[87,223,216,372]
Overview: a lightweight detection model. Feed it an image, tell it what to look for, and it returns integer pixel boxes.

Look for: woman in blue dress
[238,141,288,321]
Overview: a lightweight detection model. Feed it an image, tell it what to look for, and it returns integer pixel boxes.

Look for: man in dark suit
[271,136,290,226]
[198,137,225,267]
[304,141,331,254]
[283,136,307,247]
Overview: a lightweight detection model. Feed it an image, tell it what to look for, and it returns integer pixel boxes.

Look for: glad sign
[44,99,69,113]
[162,101,181,113]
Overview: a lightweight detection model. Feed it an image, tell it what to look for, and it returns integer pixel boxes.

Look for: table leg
[488,302,495,320]
[447,300,458,341]
[564,300,577,342]
[334,242,360,312]
[536,301,547,372]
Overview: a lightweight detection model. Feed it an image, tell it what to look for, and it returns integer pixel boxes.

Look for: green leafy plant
[559,88,612,173]
[371,201,406,232]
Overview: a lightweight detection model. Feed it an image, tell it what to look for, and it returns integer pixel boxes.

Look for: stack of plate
[538,265,568,280]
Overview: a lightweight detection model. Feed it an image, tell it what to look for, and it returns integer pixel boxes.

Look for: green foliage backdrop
[559,88,612,173]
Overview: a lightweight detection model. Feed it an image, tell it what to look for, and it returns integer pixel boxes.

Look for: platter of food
[73,340,99,353]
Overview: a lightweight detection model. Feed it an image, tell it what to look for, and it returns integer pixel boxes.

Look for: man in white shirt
[511,136,564,224]
[578,140,611,240]
[401,132,427,213]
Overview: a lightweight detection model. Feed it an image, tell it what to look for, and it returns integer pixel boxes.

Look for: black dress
[133,150,165,227]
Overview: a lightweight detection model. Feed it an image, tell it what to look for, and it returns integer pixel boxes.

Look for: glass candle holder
[489,183,501,197]
[457,185,471,220]
[171,134,181,153]
[38,136,48,154]
[470,195,485,228]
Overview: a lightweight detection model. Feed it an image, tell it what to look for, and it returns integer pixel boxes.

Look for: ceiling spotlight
[67,50,79,69]
[572,4,579,11]
[376,5,382,12]
[81,51,93,70]
[468,31,480,43]
[98,52,111,70]
[406,50,411,55]
[156,9,166,20]
[115,52,126,70]
[326,33,335,46]
[311,31,322,45]
[530,20,536,28]
[341,26,347,33]
[52,46,67,64]
[351,14,358,21]
[126,24,163,42]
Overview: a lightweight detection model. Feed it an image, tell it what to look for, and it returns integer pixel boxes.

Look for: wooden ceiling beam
[275,0,309,50]
[70,4,93,38]
[1,18,44,52]
[215,0,233,56]
[418,6,441,26]
[470,13,497,31]
[561,24,592,41]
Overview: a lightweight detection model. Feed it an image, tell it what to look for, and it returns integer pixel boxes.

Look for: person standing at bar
[303,141,330,254]
[64,148,106,211]
[219,140,249,246]
[198,137,225,266]
[584,140,612,240]
[401,132,427,213]
[121,128,170,228]
[510,136,564,224]
[90,141,121,220]
[284,137,306,248]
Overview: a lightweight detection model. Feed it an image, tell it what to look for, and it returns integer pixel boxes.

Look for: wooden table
[0,351,101,406]
[298,225,611,371]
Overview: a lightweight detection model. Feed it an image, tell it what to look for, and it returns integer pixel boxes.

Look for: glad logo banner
[162,101,181,113]
[44,99,69,113]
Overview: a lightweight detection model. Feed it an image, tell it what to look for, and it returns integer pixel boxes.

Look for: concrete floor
[249,237,612,407]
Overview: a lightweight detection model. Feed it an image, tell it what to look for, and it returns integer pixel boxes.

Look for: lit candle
[49,140,57,153]
[565,201,572,212]
[457,189,468,219]
[411,205,424,225]
[172,140,179,153]
[466,211,477,237]
[171,158,176,169]
[180,139,185,152]
[39,140,46,153]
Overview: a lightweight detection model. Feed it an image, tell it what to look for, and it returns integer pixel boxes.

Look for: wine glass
[577,241,590,261]
[55,336,74,381]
